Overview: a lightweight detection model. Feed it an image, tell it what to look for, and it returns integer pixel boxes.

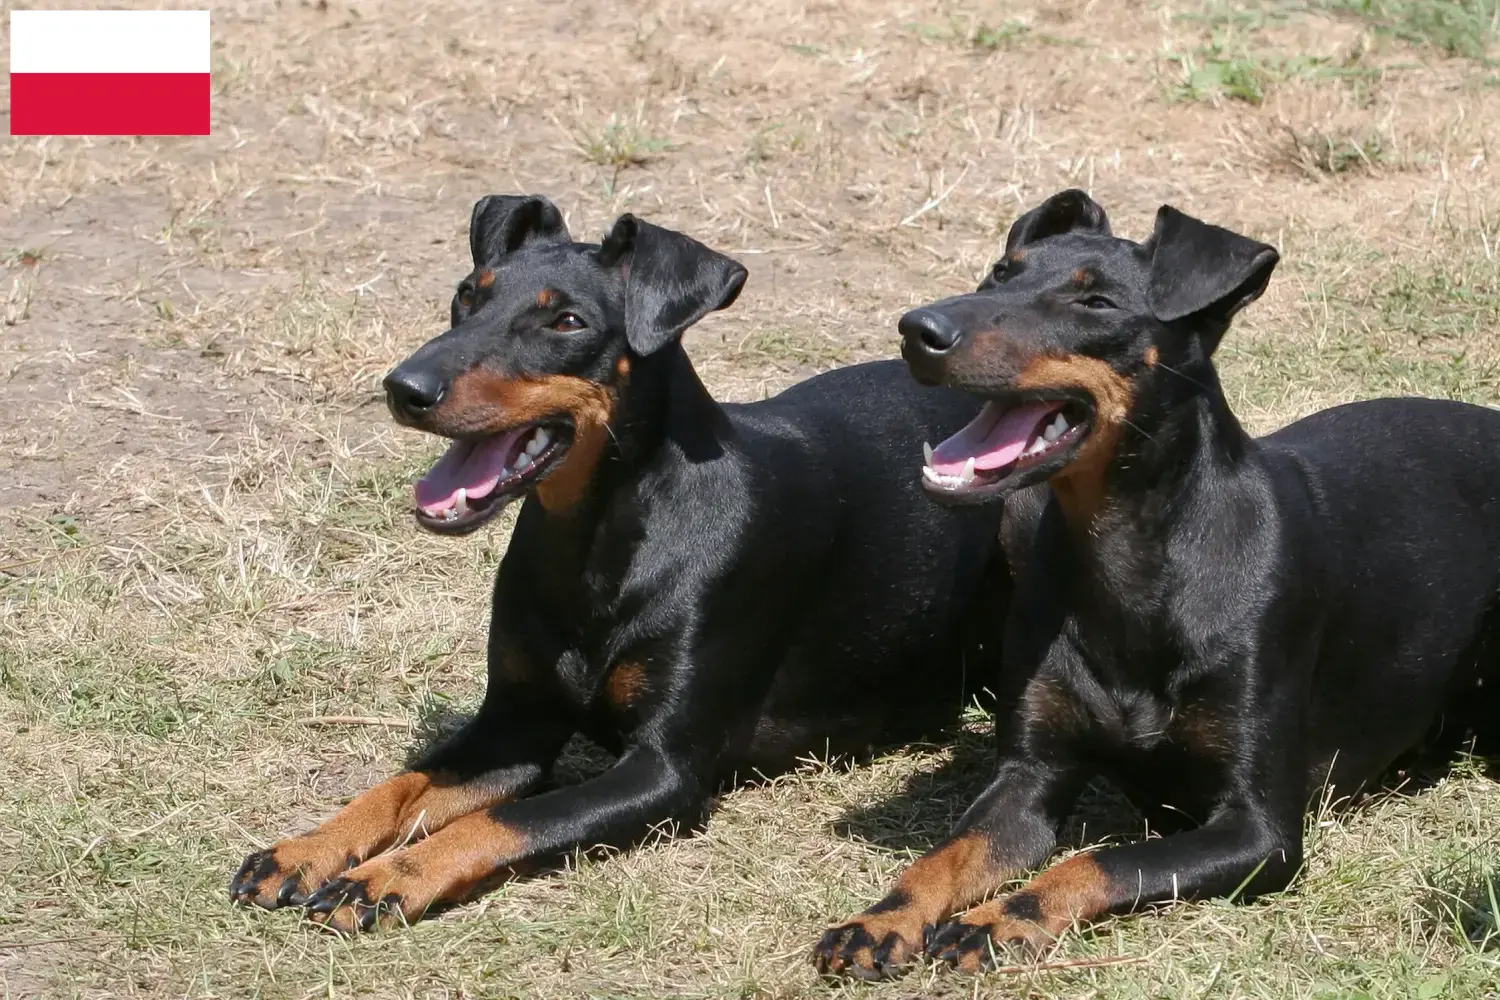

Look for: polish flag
[9,10,210,136]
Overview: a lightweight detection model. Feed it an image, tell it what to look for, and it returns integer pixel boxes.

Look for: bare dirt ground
[3,1,1500,997]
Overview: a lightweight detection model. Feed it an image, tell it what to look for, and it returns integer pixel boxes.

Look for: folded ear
[1147,207,1278,325]
[468,195,570,266]
[1004,188,1111,255]
[598,214,748,356]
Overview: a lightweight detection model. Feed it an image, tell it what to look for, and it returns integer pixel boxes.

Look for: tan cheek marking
[440,370,616,512]
[1016,354,1134,525]
[1009,249,1027,262]
[476,269,495,290]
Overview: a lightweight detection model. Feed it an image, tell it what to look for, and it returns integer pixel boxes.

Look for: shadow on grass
[832,723,1150,856]
[835,705,1500,861]
[399,677,1500,879]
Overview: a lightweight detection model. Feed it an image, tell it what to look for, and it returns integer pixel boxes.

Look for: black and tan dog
[814,189,1500,977]
[229,196,1009,932]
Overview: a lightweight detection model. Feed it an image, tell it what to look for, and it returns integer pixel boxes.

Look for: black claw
[925,919,997,966]
[306,876,365,914]
[276,873,305,908]
[810,922,899,980]
[229,850,278,902]
[812,927,847,974]
[923,920,962,956]
[303,877,401,932]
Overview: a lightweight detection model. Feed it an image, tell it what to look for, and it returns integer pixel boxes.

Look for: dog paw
[229,839,357,910]
[303,873,405,934]
[301,850,438,934]
[812,910,926,980]
[924,909,1053,973]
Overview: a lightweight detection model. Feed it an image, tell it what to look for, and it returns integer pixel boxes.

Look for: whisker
[1157,362,1213,395]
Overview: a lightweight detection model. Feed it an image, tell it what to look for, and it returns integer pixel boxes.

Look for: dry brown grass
[4,1,1500,997]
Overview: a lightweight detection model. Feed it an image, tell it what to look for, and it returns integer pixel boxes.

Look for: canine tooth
[526,428,550,456]
[454,489,469,515]
[923,442,934,465]
[960,457,976,484]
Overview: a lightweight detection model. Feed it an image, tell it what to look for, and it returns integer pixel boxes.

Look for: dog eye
[456,285,475,309]
[1080,295,1117,310]
[551,312,586,332]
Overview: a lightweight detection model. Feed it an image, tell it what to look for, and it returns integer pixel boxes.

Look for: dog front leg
[925,799,1302,971]
[230,692,571,909]
[301,743,705,932]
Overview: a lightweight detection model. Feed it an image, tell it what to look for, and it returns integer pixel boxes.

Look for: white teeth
[454,488,469,515]
[442,507,458,521]
[922,461,972,489]
[1042,413,1069,444]
[515,452,533,472]
[526,428,550,457]
[923,441,934,465]
[1025,437,1047,456]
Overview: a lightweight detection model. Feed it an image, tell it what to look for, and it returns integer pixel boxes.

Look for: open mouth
[412,422,572,534]
[921,397,1090,503]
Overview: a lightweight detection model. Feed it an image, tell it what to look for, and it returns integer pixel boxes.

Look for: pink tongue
[929,401,1061,476]
[413,426,529,515]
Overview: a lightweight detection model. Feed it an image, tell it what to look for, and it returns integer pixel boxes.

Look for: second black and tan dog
[229,196,1008,932]
[816,189,1500,977]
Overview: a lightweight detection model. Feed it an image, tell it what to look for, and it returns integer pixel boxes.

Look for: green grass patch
[1168,31,1380,105]
[573,115,676,170]
[1317,0,1500,59]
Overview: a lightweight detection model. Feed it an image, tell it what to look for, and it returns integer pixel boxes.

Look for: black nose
[899,308,963,355]
[383,367,447,420]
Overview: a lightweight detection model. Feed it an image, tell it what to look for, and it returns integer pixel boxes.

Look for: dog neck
[520,344,729,588]
[1048,369,1256,643]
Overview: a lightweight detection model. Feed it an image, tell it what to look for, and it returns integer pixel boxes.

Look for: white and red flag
[9,10,210,136]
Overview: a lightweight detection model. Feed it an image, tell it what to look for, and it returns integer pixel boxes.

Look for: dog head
[902,189,1277,512]
[383,196,746,533]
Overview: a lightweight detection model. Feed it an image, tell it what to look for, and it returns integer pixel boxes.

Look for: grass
[1319,0,1500,58]
[4,0,1500,997]
[573,114,677,170]
[1278,123,1388,175]
[906,16,1033,50]
[1166,31,1382,107]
